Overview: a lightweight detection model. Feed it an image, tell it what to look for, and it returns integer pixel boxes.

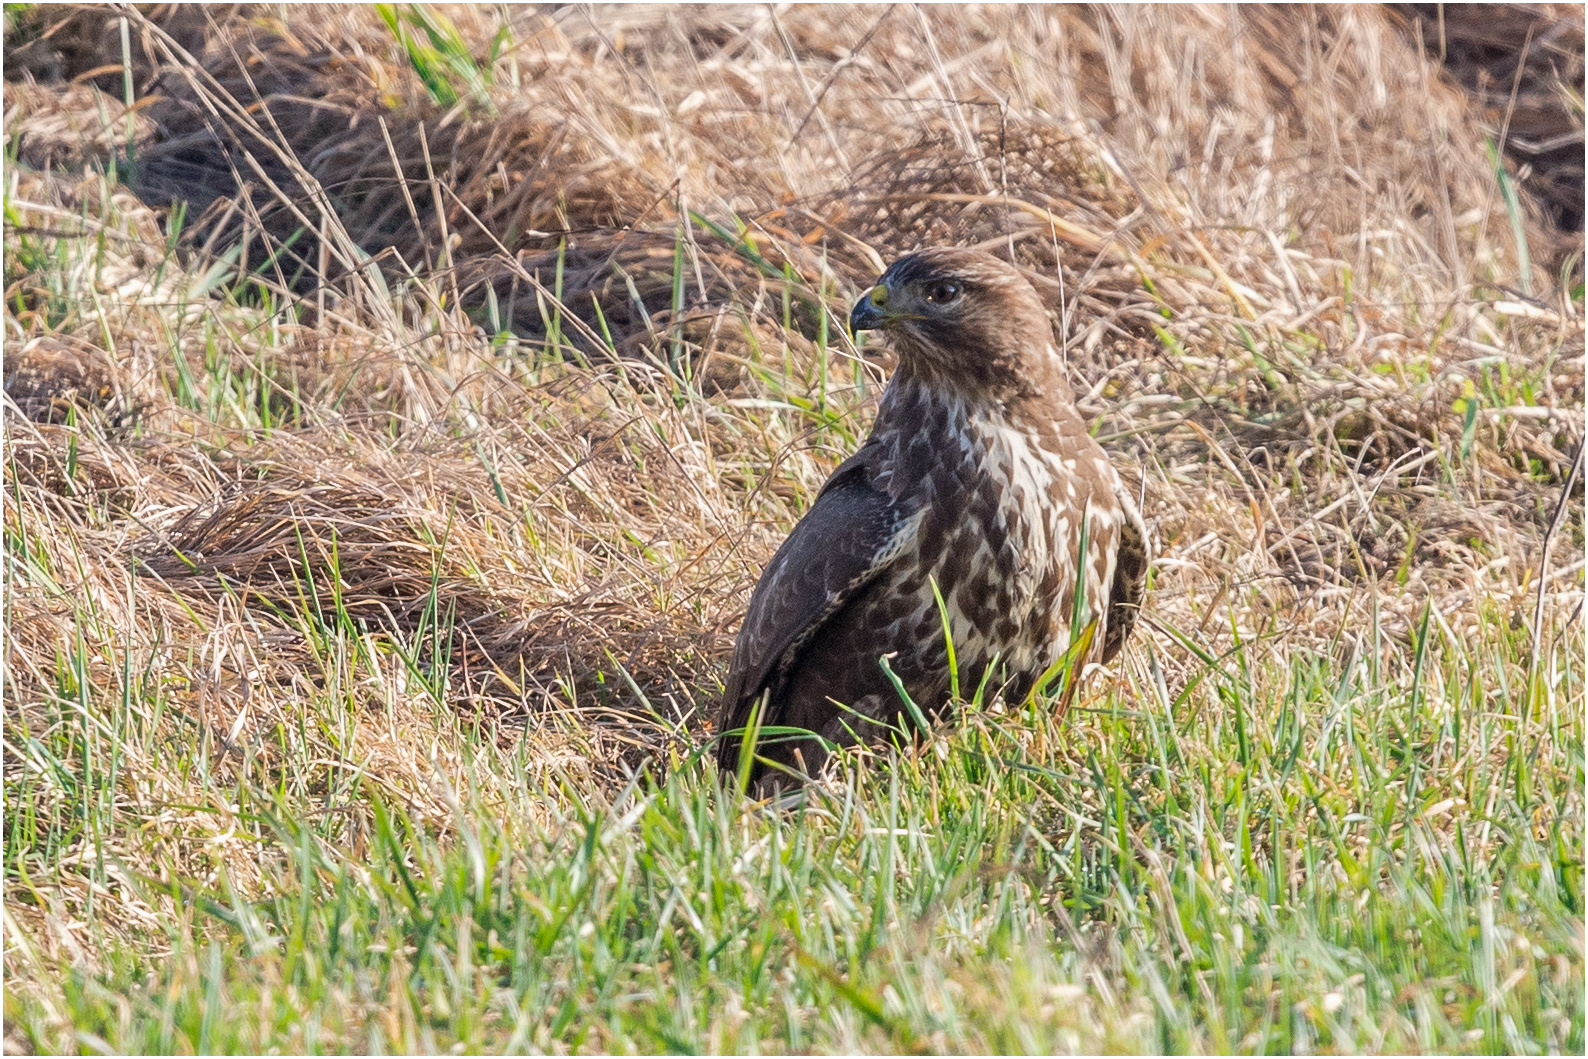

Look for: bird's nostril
[869,285,889,308]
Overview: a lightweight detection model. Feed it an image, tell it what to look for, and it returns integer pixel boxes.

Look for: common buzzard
[717,248,1148,792]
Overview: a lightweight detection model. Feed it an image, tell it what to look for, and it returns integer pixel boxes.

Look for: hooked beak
[849,283,890,333]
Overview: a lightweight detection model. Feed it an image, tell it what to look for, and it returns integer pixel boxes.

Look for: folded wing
[716,448,915,769]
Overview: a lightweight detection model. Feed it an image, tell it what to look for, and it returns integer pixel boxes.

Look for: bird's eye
[924,281,961,305]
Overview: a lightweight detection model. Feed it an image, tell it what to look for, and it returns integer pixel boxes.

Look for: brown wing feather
[716,446,914,769]
[1102,492,1149,663]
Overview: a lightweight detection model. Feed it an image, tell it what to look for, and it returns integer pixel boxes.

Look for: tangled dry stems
[1393,1,1586,234]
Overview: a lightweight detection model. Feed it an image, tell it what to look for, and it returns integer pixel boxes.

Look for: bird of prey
[716,247,1148,793]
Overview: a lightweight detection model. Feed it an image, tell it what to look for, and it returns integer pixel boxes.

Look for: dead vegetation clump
[132,25,655,280]
[6,353,748,726]
[3,3,237,93]
[10,5,1573,375]
[1394,2,1585,237]
[4,335,128,424]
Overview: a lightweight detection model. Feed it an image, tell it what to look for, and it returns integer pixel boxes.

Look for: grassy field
[3,4,1584,1054]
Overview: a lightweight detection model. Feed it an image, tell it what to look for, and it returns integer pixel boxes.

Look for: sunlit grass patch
[4,581,1581,1053]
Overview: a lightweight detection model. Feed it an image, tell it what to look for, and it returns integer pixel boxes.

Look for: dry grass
[1394,2,1585,235]
[3,4,1584,1053]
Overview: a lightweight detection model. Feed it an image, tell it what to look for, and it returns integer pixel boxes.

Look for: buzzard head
[849,248,1059,398]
